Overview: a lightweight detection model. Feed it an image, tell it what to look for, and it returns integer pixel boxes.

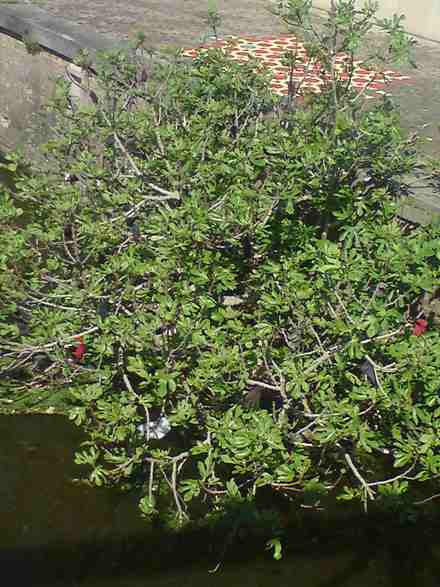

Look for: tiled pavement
[182,34,440,225]
[182,34,412,98]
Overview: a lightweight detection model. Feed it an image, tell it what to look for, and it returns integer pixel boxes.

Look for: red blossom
[72,336,87,361]
[412,319,428,336]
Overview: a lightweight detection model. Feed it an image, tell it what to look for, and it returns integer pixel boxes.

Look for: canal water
[1,415,440,587]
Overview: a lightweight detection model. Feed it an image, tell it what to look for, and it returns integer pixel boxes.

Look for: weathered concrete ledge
[0,5,120,65]
[0,5,124,156]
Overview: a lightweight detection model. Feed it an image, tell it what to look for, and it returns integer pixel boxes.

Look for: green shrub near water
[1,0,440,556]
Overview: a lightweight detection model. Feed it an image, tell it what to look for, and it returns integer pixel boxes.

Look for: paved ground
[182,34,412,97]
[25,0,286,47]
[20,0,440,159]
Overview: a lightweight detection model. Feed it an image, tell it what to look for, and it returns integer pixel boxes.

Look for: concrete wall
[0,33,66,155]
[313,0,440,43]
[0,6,119,157]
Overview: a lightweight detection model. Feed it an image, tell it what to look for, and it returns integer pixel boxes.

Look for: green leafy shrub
[1,2,440,544]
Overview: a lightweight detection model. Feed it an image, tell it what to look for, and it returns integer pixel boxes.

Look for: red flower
[72,336,87,361]
[412,319,428,336]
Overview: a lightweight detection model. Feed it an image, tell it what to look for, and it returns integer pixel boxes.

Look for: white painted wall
[312,0,440,42]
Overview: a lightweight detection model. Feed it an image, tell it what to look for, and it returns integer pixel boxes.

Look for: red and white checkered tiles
[182,34,411,98]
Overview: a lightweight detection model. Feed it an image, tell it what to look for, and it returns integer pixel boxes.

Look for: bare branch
[148,460,155,504]
[414,493,440,506]
[246,378,280,392]
[344,452,375,510]
[0,326,99,353]
[368,462,416,487]
[122,371,151,440]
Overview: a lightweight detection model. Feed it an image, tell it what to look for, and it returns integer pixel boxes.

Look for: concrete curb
[398,168,440,225]
[0,5,123,65]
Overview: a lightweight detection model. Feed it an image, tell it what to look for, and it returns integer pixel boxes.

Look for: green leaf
[266,538,283,561]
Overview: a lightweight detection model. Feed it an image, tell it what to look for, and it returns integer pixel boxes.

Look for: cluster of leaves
[1,1,440,545]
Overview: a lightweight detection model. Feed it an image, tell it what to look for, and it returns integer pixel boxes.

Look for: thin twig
[368,463,416,487]
[344,452,375,510]
[26,294,80,312]
[122,371,151,440]
[247,378,280,392]
[148,460,155,503]
[414,493,440,506]
[160,462,188,521]
[334,290,354,324]
[0,326,99,353]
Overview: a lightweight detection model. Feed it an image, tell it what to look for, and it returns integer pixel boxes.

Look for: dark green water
[1,414,440,587]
